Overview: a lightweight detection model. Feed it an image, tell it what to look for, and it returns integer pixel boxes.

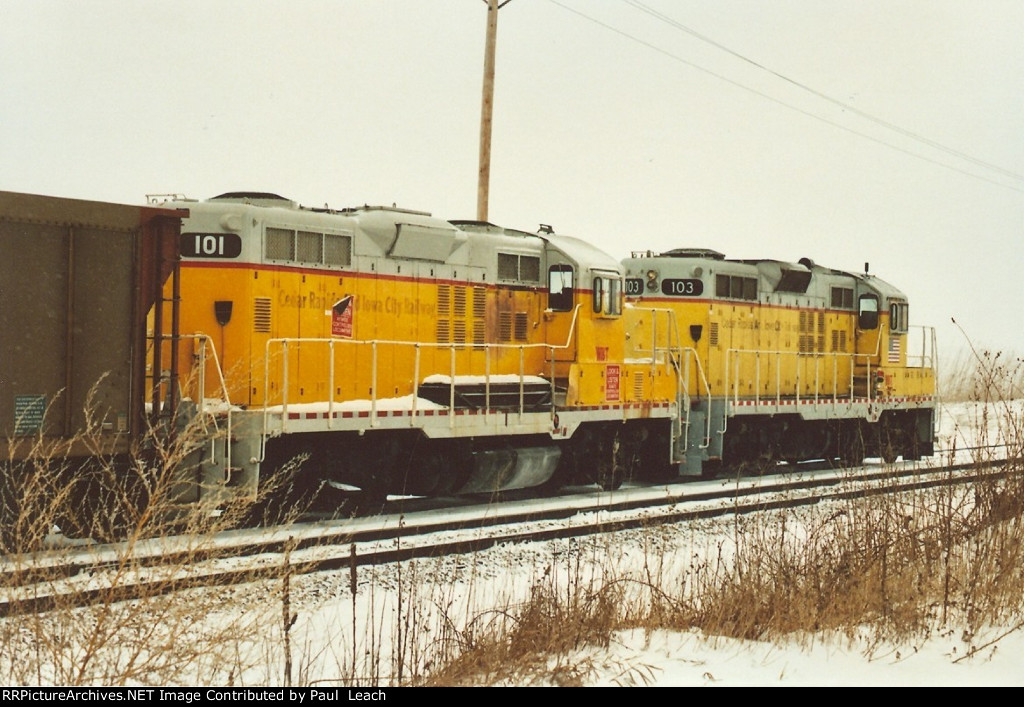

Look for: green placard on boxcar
[14,395,45,435]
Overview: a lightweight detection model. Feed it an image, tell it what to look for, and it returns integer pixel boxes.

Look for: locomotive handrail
[259,305,585,443]
[659,310,713,425]
[645,307,691,452]
[723,348,877,407]
[192,334,234,476]
[150,332,234,474]
[624,304,713,454]
[720,337,938,431]
[719,325,939,443]
[682,347,712,449]
[906,325,939,369]
[914,325,941,431]
[722,348,836,439]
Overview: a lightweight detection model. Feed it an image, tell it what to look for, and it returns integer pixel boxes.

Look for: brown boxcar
[0,191,183,549]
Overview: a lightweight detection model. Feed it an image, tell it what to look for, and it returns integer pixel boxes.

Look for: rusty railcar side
[0,191,183,461]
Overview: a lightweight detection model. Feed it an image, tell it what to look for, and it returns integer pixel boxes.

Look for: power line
[546,0,1024,194]
[623,0,1024,185]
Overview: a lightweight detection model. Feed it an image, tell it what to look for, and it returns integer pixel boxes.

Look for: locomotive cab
[535,232,630,405]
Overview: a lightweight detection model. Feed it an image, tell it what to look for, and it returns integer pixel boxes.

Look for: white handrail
[719,329,939,435]
[262,305,585,442]
[159,333,234,476]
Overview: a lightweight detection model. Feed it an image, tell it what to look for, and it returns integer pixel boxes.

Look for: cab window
[593,277,604,314]
[592,276,623,316]
[609,278,622,315]
[548,265,574,312]
[889,301,909,333]
[858,294,879,330]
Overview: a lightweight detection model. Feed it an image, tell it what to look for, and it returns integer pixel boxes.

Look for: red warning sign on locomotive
[606,364,620,402]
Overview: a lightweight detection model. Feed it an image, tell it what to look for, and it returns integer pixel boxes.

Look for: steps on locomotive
[184,407,263,505]
[852,363,877,398]
[417,378,553,411]
[677,408,709,477]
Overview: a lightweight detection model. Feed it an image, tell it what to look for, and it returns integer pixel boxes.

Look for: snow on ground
[268,398,1024,686]
[275,507,1024,686]
[4,400,1022,686]
[573,626,1024,687]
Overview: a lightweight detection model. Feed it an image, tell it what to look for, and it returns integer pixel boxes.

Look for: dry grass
[399,462,1024,686]
[0,393,310,686]
[404,356,1024,686]
[940,345,1024,403]
[4,354,1024,686]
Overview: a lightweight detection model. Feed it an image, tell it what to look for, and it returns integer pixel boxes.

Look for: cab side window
[609,278,622,315]
[889,302,909,333]
[592,276,623,316]
[593,277,604,314]
[549,265,574,312]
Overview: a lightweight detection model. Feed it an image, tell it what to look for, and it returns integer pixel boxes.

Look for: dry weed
[0,388,311,686]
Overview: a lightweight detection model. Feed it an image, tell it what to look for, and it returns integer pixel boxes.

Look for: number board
[181,233,243,258]
[661,279,704,296]
[625,278,644,296]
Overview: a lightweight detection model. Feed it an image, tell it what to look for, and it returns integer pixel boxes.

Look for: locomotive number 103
[625,278,704,297]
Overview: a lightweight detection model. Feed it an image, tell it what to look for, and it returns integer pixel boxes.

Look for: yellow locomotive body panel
[176,263,615,408]
[623,252,936,404]
[161,195,680,417]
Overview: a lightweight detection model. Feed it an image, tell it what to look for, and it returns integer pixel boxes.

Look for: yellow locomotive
[622,248,937,472]
[154,192,684,506]
[2,190,938,546]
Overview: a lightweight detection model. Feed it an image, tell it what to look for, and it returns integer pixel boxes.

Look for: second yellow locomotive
[622,248,937,472]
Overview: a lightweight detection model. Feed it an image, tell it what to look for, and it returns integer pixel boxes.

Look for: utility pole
[477,0,511,222]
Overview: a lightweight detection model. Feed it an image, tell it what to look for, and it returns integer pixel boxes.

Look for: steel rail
[0,453,1016,618]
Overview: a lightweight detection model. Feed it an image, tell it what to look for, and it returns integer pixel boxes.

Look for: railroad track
[0,448,1015,618]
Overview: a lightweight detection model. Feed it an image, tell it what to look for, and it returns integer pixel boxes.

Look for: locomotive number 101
[181,233,243,258]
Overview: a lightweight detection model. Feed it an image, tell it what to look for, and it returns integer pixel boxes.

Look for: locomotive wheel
[561,427,602,487]
[598,429,632,491]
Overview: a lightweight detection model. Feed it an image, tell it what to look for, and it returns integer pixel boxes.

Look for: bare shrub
[0,389,311,686]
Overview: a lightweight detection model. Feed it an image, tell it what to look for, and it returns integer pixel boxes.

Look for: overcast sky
[3,0,1022,361]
